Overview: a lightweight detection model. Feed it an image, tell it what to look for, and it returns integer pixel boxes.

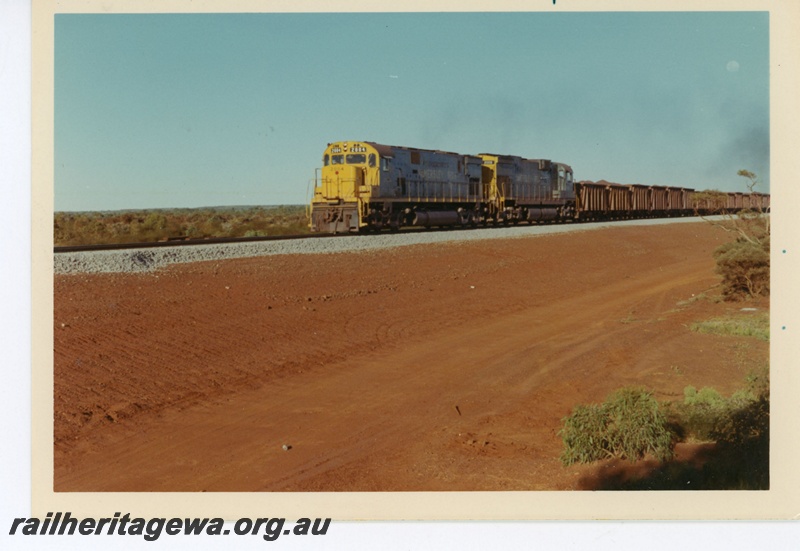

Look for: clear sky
[54,11,769,211]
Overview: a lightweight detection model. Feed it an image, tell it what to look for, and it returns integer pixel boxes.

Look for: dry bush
[713,238,770,299]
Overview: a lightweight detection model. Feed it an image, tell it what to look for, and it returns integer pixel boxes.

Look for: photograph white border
[30,0,800,522]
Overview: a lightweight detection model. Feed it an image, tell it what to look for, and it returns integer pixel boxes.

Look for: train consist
[309,141,770,233]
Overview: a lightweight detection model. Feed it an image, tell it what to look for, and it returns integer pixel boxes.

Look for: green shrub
[689,313,770,341]
[580,372,769,489]
[713,238,769,299]
[683,385,725,407]
[560,387,674,465]
[559,403,611,465]
[670,386,730,441]
[666,371,766,443]
[745,365,770,399]
[142,212,168,232]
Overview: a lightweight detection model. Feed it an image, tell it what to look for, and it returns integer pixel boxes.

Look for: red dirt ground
[53,222,769,491]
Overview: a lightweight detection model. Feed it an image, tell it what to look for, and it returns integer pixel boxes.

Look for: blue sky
[54,11,769,211]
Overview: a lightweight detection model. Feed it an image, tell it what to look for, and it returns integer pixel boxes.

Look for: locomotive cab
[311,142,383,232]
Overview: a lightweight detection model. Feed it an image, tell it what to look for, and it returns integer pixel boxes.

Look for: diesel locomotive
[309,141,769,233]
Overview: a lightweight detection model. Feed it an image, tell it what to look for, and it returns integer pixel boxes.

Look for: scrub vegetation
[689,312,770,341]
[54,205,309,246]
[559,369,769,489]
[695,170,770,300]
[559,388,674,465]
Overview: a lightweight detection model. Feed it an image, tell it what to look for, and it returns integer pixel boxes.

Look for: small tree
[695,170,770,300]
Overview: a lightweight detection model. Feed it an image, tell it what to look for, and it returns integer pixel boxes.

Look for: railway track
[53,232,340,254]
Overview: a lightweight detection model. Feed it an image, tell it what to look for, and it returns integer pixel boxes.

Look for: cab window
[331,155,344,165]
[323,154,330,166]
[369,154,376,167]
[346,154,366,164]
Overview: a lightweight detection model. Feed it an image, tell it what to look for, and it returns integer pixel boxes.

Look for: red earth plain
[54,222,768,491]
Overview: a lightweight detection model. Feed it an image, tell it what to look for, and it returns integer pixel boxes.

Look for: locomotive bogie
[310,203,360,234]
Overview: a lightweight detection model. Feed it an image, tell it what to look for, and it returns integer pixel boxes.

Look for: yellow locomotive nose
[310,143,369,233]
[322,165,360,200]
